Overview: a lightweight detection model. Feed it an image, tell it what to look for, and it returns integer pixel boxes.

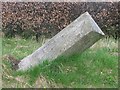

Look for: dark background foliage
[2,2,119,39]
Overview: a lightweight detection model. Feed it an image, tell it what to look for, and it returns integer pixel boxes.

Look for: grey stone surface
[18,12,105,71]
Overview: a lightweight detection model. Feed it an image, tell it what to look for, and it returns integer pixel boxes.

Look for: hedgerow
[2,2,119,39]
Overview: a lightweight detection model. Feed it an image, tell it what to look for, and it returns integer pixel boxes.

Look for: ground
[2,37,118,88]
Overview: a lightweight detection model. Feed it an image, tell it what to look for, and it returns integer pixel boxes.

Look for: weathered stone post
[18,12,105,71]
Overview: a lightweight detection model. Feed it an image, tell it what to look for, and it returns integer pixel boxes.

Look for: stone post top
[83,11,105,36]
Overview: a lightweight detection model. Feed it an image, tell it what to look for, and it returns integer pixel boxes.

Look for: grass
[2,37,118,88]
[0,36,2,89]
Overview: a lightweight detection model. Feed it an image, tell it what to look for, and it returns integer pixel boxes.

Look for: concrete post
[18,12,105,71]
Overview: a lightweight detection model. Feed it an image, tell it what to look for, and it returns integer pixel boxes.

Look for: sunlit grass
[2,37,42,60]
[22,48,118,88]
[2,37,118,88]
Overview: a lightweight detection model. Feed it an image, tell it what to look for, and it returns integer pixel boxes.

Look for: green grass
[0,36,2,89]
[2,37,42,60]
[2,37,118,88]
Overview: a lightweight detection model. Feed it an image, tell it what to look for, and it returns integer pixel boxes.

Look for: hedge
[2,2,119,39]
